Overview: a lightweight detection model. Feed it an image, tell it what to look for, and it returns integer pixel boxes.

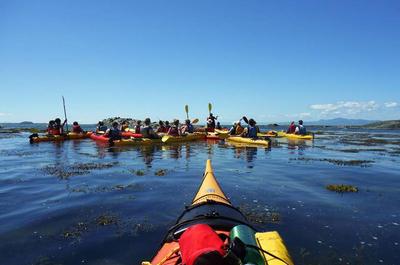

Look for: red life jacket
[167,127,179,136]
[179,224,226,265]
[72,125,83,133]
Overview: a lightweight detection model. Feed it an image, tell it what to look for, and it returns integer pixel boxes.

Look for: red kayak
[121,131,142,138]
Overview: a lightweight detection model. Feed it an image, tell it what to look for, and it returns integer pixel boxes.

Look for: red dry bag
[179,224,226,265]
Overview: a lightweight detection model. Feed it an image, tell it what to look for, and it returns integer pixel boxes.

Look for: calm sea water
[0,124,399,265]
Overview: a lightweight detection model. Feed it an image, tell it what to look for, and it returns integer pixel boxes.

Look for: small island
[20,121,34,124]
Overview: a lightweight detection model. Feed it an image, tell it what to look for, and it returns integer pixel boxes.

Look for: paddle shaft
[62,96,69,132]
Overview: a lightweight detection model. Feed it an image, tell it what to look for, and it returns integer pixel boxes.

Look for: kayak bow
[143,160,293,265]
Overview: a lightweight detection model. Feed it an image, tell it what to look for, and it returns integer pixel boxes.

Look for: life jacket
[183,124,194,133]
[247,126,257,138]
[179,224,226,265]
[52,125,62,135]
[298,125,306,135]
[156,126,166,133]
[97,125,108,132]
[140,126,153,138]
[168,126,180,136]
[287,124,296,134]
[108,128,121,140]
[72,125,83,133]
[235,125,244,135]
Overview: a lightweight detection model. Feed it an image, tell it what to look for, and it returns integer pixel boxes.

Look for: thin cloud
[384,102,398,108]
[310,101,378,116]
[0,112,11,116]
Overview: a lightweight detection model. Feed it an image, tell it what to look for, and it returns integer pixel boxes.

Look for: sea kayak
[226,136,271,147]
[277,131,314,140]
[29,132,92,143]
[161,133,205,143]
[257,131,278,137]
[143,160,293,265]
[206,131,229,140]
[121,131,143,138]
[90,133,160,146]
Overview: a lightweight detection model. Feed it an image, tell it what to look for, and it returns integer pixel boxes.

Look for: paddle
[242,116,249,124]
[192,118,199,124]
[62,96,69,133]
[208,102,212,114]
[185,105,189,120]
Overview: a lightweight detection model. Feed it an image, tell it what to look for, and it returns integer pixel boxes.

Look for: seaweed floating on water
[42,162,118,179]
[326,184,359,193]
[155,169,167,176]
[70,183,141,193]
[238,204,280,225]
[96,214,118,226]
[290,157,374,167]
[129,169,145,176]
[62,222,88,239]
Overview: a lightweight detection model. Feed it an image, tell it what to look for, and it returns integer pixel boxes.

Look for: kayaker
[156,120,167,133]
[53,118,67,135]
[134,120,142,134]
[295,120,307,135]
[120,120,129,132]
[181,119,194,134]
[286,121,296,134]
[167,119,181,136]
[165,120,171,132]
[72,121,83,133]
[241,118,258,138]
[206,113,217,132]
[235,120,244,135]
[47,120,56,134]
[96,121,108,133]
[216,122,222,130]
[105,122,121,140]
[228,122,237,135]
[141,118,159,139]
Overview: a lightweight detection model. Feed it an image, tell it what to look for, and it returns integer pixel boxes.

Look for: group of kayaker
[227,118,261,138]
[47,118,84,135]
[95,118,196,140]
[286,120,307,135]
[46,118,67,135]
[46,115,308,140]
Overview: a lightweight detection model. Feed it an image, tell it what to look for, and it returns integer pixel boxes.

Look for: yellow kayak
[29,132,92,143]
[161,133,205,143]
[277,131,314,140]
[226,136,271,147]
[257,131,278,137]
[206,131,229,140]
[143,160,293,265]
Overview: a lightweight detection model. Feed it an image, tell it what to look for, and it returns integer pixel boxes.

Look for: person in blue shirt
[105,122,121,140]
[241,118,259,138]
[181,119,194,134]
[96,121,108,133]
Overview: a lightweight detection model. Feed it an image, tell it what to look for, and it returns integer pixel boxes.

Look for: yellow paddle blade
[161,135,170,143]
[192,118,199,124]
[208,102,212,113]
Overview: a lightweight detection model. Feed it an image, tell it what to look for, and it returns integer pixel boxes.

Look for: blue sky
[0,0,399,123]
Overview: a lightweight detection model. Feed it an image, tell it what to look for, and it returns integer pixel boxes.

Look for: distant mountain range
[306,118,380,126]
